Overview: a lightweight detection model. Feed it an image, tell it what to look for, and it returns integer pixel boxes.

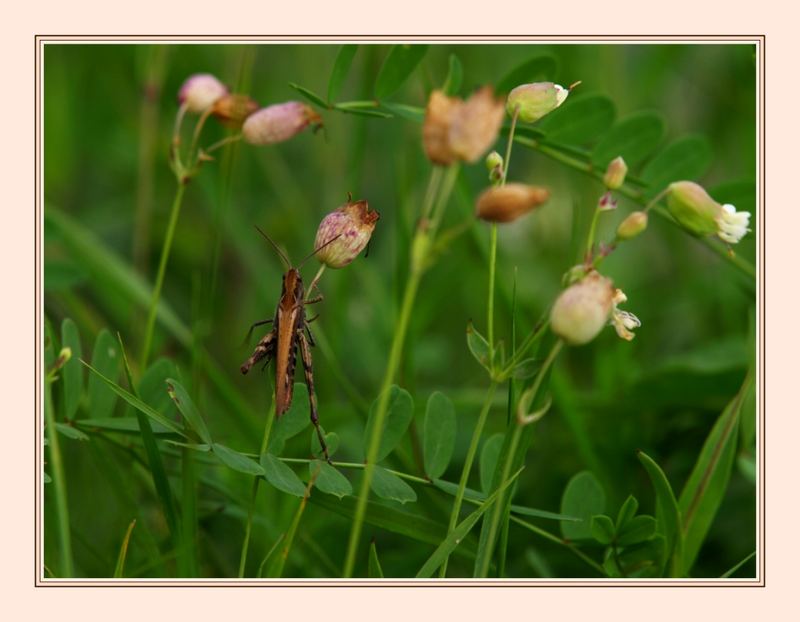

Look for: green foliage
[370,466,417,504]
[495,54,558,94]
[537,94,616,144]
[327,45,359,103]
[310,460,352,498]
[363,386,414,462]
[261,453,306,497]
[423,391,456,479]
[592,111,666,169]
[560,471,606,541]
[374,45,429,99]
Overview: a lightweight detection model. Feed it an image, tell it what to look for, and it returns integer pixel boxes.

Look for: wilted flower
[476,183,550,223]
[550,272,615,345]
[603,156,628,190]
[666,181,751,244]
[314,199,380,268]
[178,73,228,114]
[242,102,322,146]
[609,289,641,341]
[423,87,504,165]
[211,94,259,126]
[616,211,648,240]
[598,191,618,212]
[506,82,569,123]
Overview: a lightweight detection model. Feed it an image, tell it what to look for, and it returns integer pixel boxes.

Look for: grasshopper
[241,227,337,461]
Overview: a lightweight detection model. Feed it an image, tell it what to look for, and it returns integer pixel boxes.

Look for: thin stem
[421,166,444,221]
[643,187,669,213]
[188,107,214,167]
[268,475,316,577]
[439,381,498,577]
[487,224,498,365]
[585,203,602,259]
[237,398,276,578]
[502,105,520,182]
[508,515,605,575]
[307,264,326,300]
[140,181,187,369]
[204,133,243,155]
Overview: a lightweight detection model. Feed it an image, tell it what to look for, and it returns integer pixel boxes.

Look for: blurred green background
[43,43,757,579]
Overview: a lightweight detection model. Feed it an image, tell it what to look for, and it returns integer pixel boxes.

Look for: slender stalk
[342,165,458,577]
[487,224,498,365]
[204,133,243,155]
[585,203,602,258]
[140,182,187,369]
[439,381,498,577]
[268,473,317,577]
[307,264,326,300]
[44,378,74,576]
[237,398,276,578]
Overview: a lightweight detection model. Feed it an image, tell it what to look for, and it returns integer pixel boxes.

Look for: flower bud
[506,82,569,123]
[616,211,648,240]
[485,151,504,171]
[423,87,504,165]
[178,73,228,114]
[476,183,550,223]
[211,94,259,126]
[666,181,751,244]
[242,102,322,146]
[550,272,615,345]
[603,156,628,190]
[314,199,380,268]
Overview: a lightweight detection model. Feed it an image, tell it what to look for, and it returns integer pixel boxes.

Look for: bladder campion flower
[506,82,569,123]
[609,289,641,341]
[178,73,229,113]
[603,157,628,190]
[666,181,751,244]
[211,94,259,126]
[616,211,648,240]
[423,87,504,165]
[314,199,380,268]
[242,102,322,146]
[475,183,550,223]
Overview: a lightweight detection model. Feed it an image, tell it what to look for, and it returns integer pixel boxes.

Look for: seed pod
[506,82,569,123]
[242,102,322,146]
[475,183,550,223]
[211,94,259,126]
[550,272,615,345]
[603,156,628,190]
[616,211,648,240]
[178,73,228,114]
[314,199,380,268]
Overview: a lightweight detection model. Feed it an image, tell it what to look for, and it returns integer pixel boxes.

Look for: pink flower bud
[178,74,228,114]
[242,102,322,146]
[550,272,615,345]
[314,199,380,268]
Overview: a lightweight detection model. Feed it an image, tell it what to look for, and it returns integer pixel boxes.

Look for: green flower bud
[506,82,569,123]
[603,156,628,190]
[666,181,750,244]
[616,211,648,240]
[550,272,615,345]
[485,151,503,171]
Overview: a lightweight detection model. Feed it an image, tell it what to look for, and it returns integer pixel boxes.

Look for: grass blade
[638,450,683,576]
[166,378,212,444]
[113,519,137,578]
[327,45,358,103]
[368,540,385,578]
[60,318,83,420]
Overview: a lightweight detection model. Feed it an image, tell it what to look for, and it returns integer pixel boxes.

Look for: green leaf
[678,373,752,574]
[616,494,639,530]
[44,316,56,369]
[509,505,581,522]
[87,329,120,418]
[370,466,417,504]
[213,443,264,476]
[592,111,666,169]
[113,519,136,578]
[466,321,492,372]
[496,54,558,94]
[637,451,683,576]
[327,44,358,103]
[416,467,523,577]
[511,358,540,380]
[442,53,463,96]
[77,417,174,435]
[288,82,328,109]
[311,429,340,460]
[334,106,393,119]
[374,45,429,100]
[479,433,504,494]
[379,102,424,122]
[615,535,666,578]
[81,361,186,437]
[268,382,310,454]
[309,460,352,498]
[368,541,385,578]
[54,422,89,442]
[423,391,456,479]
[138,358,179,416]
[44,259,87,291]
[537,94,616,144]
[363,386,414,462]
[60,319,82,419]
[709,180,756,217]
[617,515,657,546]
[590,514,616,545]
[560,470,606,540]
[261,453,306,497]
[166,378,212,445]
[641,135,713,198]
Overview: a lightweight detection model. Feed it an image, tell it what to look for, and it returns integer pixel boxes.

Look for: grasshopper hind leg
[241,329,276,375]
[298,330,329,462]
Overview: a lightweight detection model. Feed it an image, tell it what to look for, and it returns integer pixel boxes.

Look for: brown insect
[240,227,336,461]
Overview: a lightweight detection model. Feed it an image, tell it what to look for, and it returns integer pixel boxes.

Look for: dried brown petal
[449,87,505,163]
[212,94,259,126]
[475,183,550,223]
[423,90,459,165]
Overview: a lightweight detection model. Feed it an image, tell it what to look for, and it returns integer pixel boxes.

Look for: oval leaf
[288,82,327,109]
[496,54,558,95]
[213,443,264,476]
[480,433,504,494]
[590,514,616,545]
[310,460,352,498]
[641,135,713,198]
[54,422,89,441]
[616,494,639,530]
[311,429,340,460]
[363,386,414,462]
[166,378,212,445]
[537,94,616,144]
[60,318,83,419]
[374,45,429,100]
[261,453,306,497]
[466,321,492,372]
[560,470,606,540]
[370,466,417,504]
[592,111,666,169]
[423,391,456,479]
[269,382,311,454]
[87,329,120,418]
[327,44,358,103]
[617,514,657,546]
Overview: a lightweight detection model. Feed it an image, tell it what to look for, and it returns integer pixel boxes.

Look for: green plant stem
[237,399,276,578]
[439,381,498,577]
[140,181,187,369]
[487,224,498,365]
[475,339,563,577]
[585,204,602,258]
[307,264,326,300]
[508,515,605,575]
[44,378,74,577]
[342,165,458,578]
[268,475,316,577]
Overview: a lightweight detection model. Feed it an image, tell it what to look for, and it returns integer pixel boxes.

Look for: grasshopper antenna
[254,225,292,270]
[297,233,342,269]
